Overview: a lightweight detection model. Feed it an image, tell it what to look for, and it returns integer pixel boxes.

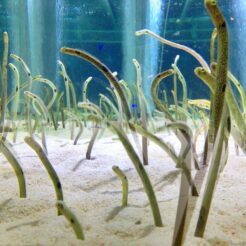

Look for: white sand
[0,129,245,246]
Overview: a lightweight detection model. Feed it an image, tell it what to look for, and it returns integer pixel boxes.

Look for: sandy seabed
[0,128,245,246]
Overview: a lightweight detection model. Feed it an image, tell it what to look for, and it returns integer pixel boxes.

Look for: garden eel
[205,0,229,140]
[0,32,9,131]
[56,91,65,128]
[99,93,119,118]
[171,90,178,119]
[195,66,246,140]
[82,76,93,102]
[58,60,77,113]
[112,165,128,207]
[8,63,20,120]
[81,108,101,160]
[228,71,246,115]
[60,47,131,120]
[211,63,246,116]
[58,60,70,110]
[82,76,93,127]
[32,77,57,110]
[110,122,163,227]
[6,75,42,106]
[24,91,50,153]
[24,91,50,124]
[99,97,111,117]
[69,78,77,113]
[31,99,43,118]
[187,99,211,110]
[210,28,218,65]
[11,54,33,135]
[106,87,117,106]
[85,124,100,160]
[166,121,200,171]
[194,67,215,93]
[56,201,84,240]
[151,69,192,147]
[0,137,26,198]
[128,122,198,194]
[105,71,123,122]
[64,109,83,145]
[151,69,175,121]
[109,85,124,124]
[25,136,63,214]
[169,105,197,129]
[77,101,104,120]
[30,100,49,154]
[172,55,179,119]
[8,63,20,142]
[195,105,229,237]
[171,63,188,110]
[136,29,210,72]
[24,95,50,154]
[133,58,148,165]
[163,90,168,106]
[167,122,194,246]
[58,61,77,139]
[119,79,132,106]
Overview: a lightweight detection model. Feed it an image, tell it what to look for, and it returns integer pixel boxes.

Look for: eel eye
[210,0,217,6]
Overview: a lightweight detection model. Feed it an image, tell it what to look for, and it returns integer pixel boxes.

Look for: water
[0,0,245,106]
[0,1,246,245]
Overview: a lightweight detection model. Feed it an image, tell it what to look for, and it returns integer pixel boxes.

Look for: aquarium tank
[0,0,246,245]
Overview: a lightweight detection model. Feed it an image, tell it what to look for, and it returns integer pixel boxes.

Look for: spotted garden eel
[25,136,63,214]
[56,201,84,240]
[195,66,246,142]
[166,121,194,246]
[24,91,50,124]
[61,47,131,120]
[56,91,65,128]
[64,109,83,145]
[78,101,104,120]
[112,165,128,207]
[172,55,179,119]
[211,63,246,117]
[171,62,188,110]
[119,79,132,107]
[82,76,93,102]
[195,105,229,237]
[32,77,57,110]
[11,54,33,134]
[135,29,210,72]
[151,69,175,121]
[210,28,218,65]
[128,122,198,194]
[110,122,163,227]
[8,63,20,142]
[6,75,41,106]
[0,32,9,130]
[99,93,119,118]
[58,60,77,113]
[78,101,103,160]
[163,89,168,106]
[133,58,148,165]
[99,96,111,117]
[0,137,26,198]
[205,0,229,140]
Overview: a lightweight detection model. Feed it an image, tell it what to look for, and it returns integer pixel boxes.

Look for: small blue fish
[97,43,104,50]
[131,103,138,108]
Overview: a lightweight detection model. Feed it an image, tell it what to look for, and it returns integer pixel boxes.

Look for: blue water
[0,0,244,107]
